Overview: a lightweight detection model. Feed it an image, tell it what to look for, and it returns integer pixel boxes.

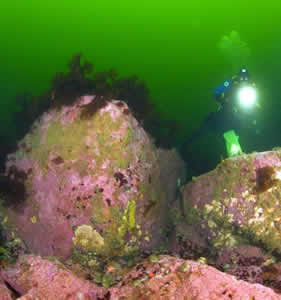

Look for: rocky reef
[180,150,281,254]
[2,254,281,300]
[170,150,281,294]
[2,95,185,259]
[1,95,281,298]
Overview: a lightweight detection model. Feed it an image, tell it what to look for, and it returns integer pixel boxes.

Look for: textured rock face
[4,95,185,260]
[181,150,281,254]
[1,255,106,299]
[5,94,281,297]
[110,255,281,299]
[2,254,281,300]
[0,278,13,300]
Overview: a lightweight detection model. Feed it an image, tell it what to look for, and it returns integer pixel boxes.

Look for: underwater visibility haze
[3,2,281,298]
[1,0,281,176]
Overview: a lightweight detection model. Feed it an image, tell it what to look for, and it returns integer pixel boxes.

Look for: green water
[1,1,281,174]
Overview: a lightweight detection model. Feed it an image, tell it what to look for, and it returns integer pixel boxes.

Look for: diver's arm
[179,112,217,150]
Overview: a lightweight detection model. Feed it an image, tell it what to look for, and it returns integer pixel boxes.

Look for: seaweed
[254,166,278,194]
[50,53,153,122]
[0,52,178,172]
[51,53,95,106]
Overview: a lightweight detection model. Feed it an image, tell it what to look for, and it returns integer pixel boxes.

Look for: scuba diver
[181,67,259,157]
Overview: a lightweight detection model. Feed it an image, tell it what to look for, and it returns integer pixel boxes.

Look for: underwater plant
[113,75,152,119]
[50,53,153,117]
[0,53,180,172]
[254,166,279,194]
[51,53,95,105]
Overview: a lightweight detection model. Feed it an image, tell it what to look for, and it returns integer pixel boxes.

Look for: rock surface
[2,254,281,299]
[3,95,185,260]
[1,255,106,299]
[2,95,281,297]
[109,255,281,299]
[0,278,13,300]
[166,150,281,293]
[181,151,281,254]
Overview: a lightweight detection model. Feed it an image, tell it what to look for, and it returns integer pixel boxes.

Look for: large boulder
[110,255,281,299]
[178,150,281,256]
[1,255,106,299]
[3,95,185,261]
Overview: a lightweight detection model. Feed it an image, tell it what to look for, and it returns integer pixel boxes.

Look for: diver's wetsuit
[183,87,239,146]
[181,70,256,148]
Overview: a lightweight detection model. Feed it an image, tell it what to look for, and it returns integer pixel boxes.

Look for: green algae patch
[28,109,133,173]
[182,200,201,226]
[90,192,106,224]
[244,188,281,254]
[211,157,281,252]
[214,156,256,199]
[87,197,140,258]
[103,198,139,257]
[183,196,245,249]
[29,119,90,172]
[117,199,137,238]
[94,114,134,170]
[183,157,254,249]
[183,155,281,253]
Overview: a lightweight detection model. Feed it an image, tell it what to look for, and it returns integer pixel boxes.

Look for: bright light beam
[238,86,257,108]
